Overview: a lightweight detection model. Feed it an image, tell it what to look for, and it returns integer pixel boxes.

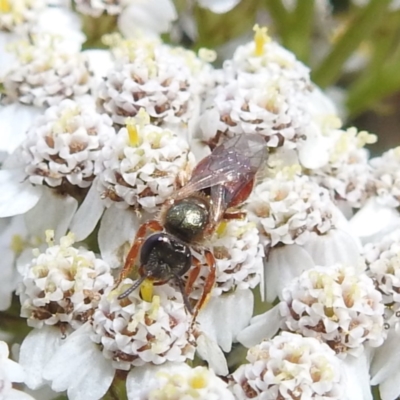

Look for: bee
[116,134,267,317]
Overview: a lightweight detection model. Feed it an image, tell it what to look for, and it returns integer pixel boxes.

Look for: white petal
[0,248,16,311]
[0,170,42,217]
[0,32,17,77]
[4,389,37,400]
[69,183,105,241]
[302,229,360,266]
[43,324,114,400]
[83,49,113,81]
[297,123,331,169]
[118,0,177,37]
[189,139,211,164]
[24,188,77,241]
[196,333,228,376]
[35,7,85,52]
[265,245,314,302]
[197,0,241,13]
[197,289,253,352]
[236,305,281,348]
[19,326,63,390]
[371,330,400,385]
[379,370,400,400]
[342,353,373,400]
[126,363,189,399]
[0,104,43,153]
[349,198,400,241]
[98,206,140,269]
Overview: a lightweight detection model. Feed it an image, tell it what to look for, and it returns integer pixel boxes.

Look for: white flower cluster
[19,231,114,330]
[247,169,338,247]
[98,37,210,132]
[21,99,116,188]
[2,34,91,107]
[0,3,397,398]
[0,0,45,32]
[91,281,195,370]
[364,229,400,330]
[142,364,234,400]
[310,127,376,208]
[231,332,344,400]
[280,264,386,356]
[199,26,312,150]
[370,147,400,207]
[96,110,195,212]
[188,217,264,298]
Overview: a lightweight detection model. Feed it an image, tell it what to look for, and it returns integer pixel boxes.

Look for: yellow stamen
[281,164,302,180]
[126,118,140,146]
[0,0,11,13]
[355,129,377,148]
[11,235,24,254]
[140,278,154,303]
[148,294,160,320]
[136,108,150,127]
[45,230,55,246]
[253,24,270,56]
[189,370,208,389]
[198,48,217,63]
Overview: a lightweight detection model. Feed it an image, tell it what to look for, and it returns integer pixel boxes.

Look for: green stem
[283,0,315,64]
[263,0,291,36]
[81,14,118,50]
[312,0,391,88]
[347,51,400,116]
[103,371,128,400]
[346,11,400,116]
[372,385,382,400]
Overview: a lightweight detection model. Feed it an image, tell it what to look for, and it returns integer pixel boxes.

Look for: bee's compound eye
[140,233,192,280]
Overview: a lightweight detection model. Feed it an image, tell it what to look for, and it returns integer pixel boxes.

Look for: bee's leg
[115,220,163,287]
[185,256,202,296]
[223,211,247,220]
[191,250,216,323]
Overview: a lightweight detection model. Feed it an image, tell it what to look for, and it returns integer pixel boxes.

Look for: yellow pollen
[356,130,377,148]
[126,118,140,146]
[11,234,24,254]
[148,294,160,320]
[140,278,154,303]
[216,220,228,237]
[281,164,302,180]
[198,48,217,63]
[52,107,80,134]
[45,230,55,246]
[0,0,11,12]
[253,24,270,56]
[136,108,150,127]
[189,370,208,389]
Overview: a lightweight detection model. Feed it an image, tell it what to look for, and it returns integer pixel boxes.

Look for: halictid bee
[116,134,267,318]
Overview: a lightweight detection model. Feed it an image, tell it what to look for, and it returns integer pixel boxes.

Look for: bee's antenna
[117,275,148,300]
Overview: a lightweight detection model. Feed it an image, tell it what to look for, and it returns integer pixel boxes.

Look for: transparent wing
[174,134,268,200]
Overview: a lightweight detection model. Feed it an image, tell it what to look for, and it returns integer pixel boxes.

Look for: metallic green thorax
[164,198,209,243]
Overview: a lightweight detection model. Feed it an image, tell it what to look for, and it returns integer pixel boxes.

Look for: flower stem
[282,0,315,64]
[312,0,391,88]
[263,0,290,34]
[346,11,400,116]
[104,371,128,400]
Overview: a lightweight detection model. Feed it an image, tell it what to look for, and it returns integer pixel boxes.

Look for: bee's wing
[174,134,267,199]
